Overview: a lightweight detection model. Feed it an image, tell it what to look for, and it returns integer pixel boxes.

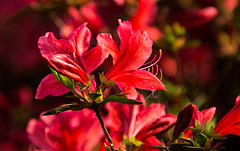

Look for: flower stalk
[93,105,115,151]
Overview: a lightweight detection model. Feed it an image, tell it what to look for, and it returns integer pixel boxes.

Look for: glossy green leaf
[152,146,169,151]
[104,143,109,151]
[195,133,209,147]
[103,95,143,105]
[49,67,73,89]
[42,104,85,115]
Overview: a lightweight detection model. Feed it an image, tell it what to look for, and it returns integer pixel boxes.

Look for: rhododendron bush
[0,0,240,151]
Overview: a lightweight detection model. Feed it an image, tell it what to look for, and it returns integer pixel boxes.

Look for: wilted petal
[35,74,70,100]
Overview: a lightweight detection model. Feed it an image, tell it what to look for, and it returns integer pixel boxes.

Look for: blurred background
[0,0,240,150]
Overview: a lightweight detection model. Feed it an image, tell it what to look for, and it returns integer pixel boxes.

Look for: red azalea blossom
[27,109,104,151]
[60,2,106,37]
[36,22,110,99]
[184,105,216,138]
[103,93,176,150]
[38,22,109,84]
[173,103,216,138]
[214,95,240,136]
[129,0,163,40]
[173,6,218,29]
[99,20,165,99]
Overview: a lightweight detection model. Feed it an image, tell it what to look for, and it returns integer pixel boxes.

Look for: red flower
[173,6,218,29]
[129,0,163,40]
[36,23,109,99]
[103,93,176,150]
[99,20,165,99]
[214,95,240,136]
[60,2,106,37]
[38,22,109,85]
[184,106,216,138]
[173,103,216,138]
[27,109,104,151]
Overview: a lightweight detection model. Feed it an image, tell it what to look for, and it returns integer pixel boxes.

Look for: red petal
[111,70,166,92]
[117,19,133,52]
[134,103,176,140]
[68,23,91,61]
[35,74,70,100]
[82,35,110,73]
[97,33,119,64]
[106,27,153,80]
[176,7,218,29]
[214,95,240,136]
[173,103,195,138]
[44,54,88,84]
[200,107,216,125]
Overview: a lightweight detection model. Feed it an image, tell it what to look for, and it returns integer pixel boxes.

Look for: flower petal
[173,103,195,138]
[68,23,91,62]
[44,54,88,84]
[27,119,54,151]
[38,32,74,57]
[106,25,153,79]
[35,74,70,100]
[214,95,240,136]
[199,107,216,125]
[82,35,110,73]
[111,70,166,92]
[117,19,133,52]
[96,33,119,64]
[133,103,176,140]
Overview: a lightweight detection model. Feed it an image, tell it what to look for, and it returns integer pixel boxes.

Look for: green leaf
[183,146,204,151]
[49,66,61,81]
[104,143,109,151]
[49,67,73,89]
[105,80,115,87]
[152,146,169,151]
[103,95,143,105]
[65,95,79,100]
[195,133,209,147]
[42,104,85,115]
[178,138,194,147]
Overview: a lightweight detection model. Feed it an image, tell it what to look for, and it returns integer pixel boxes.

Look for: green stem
[93,106,115,151]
